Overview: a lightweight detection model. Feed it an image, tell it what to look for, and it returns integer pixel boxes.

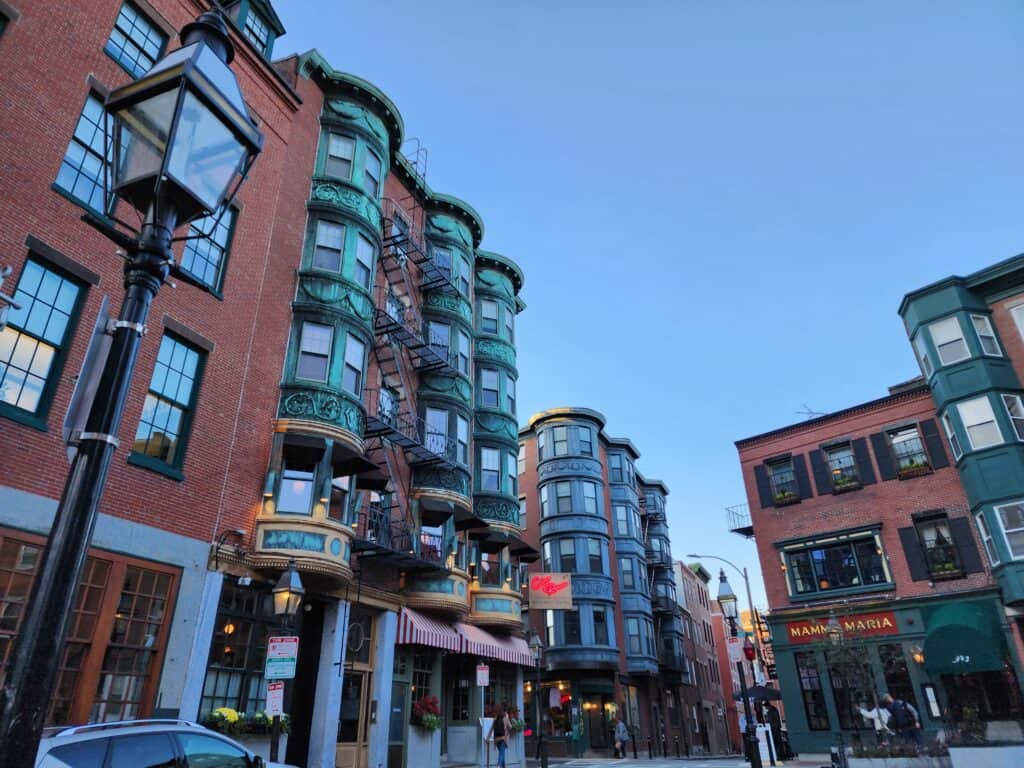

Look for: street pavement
[525,759,753,768]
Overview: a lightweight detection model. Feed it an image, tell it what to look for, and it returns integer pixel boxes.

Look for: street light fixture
[528,631,548,768]
[717,570,762,768]
[270,559,304,763]
[0,11,262,765]
[826,608,843,646]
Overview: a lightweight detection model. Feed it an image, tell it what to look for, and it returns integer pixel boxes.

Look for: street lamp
[270,559,304,763]
[826,608,843,646]
[0,11,262,766]
[718,570,762,768]
[528,631,549,768]
[825,609,849,768]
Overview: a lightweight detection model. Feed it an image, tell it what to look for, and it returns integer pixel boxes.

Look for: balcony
[252,515,354,587]
[468,582,523,630]
[659,648,685,671]
[644,546,671,568]
[371,288,459,375]
[727,503,753,538]
[406,569,471,618]
[350,505,446,573]
[364,389,460,469]
[652,594,678,614]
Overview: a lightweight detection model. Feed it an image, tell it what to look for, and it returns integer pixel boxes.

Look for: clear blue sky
[275,1,1024,609]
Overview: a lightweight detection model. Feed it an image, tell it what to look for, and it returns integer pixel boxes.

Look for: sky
[275,0,1024,609]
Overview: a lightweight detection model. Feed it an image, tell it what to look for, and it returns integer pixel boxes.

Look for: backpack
[889,700,912,730]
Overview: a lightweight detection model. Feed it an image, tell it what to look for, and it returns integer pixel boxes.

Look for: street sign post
[266,681,284,716]
[476,663,490,687]
[265,636,299,680]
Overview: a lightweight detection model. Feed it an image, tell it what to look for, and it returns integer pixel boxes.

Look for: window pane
[998,503,1024,558]
[481,300,498,333]
[178,733,247,768]
[972,315,1000,355]
[354,234,374,289]
[326,134,355,178]
[795,652,830,730]
[296,322,332,381]
[108,734,176,768]
[133,335,201,465]
[313,221,343,271]
[930,316,969,365]
[242,10,270,53]
[181,208,235,290]
[364,150,382,197]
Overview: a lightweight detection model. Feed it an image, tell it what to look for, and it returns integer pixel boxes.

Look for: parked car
[35,719,293,768]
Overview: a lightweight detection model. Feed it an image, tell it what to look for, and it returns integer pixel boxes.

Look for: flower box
[897,465,932,480]
[774,493,800,507]
[948,743,1024,768]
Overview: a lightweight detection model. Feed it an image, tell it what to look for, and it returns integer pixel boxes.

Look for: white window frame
[942,410,962,460]
[957,395,1003,451]
[354,233,374,289]
[976,511,1001,565]
[540,486,549,518]
[297,322,332,382]
[582,481,598,514]
[342,334,365,395]
[364,149,382,198]
[481,368,499,408]
[929,316,970,366]
[912,333,933,377]
[507,452,518,496]
[457,255,471,296]
[313,220,344,271]
[457,331,470,375]
[1010,304,1024,342]
[428,321,450,355]
[425,407,448,456]
[1002,393,1024,440]
[456,416,469,465]
[506,373,516,413]
[326,133,355,179]
[995,502,1024,560]
[481,447,500,491]
[504,305,514,341]
[971,314,1002,357]
[481,299,498,334]
[517,443,525,475]
[537,431,546,461]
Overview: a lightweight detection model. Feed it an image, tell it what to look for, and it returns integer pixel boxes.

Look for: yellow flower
[214,707,240,723]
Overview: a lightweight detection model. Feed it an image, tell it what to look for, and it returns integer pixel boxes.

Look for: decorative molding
[474,269,515,299]
[474,412,517,441]
[423,291,472,322]
[262,529,325,553]
[325,99,389,144]
[420,374,472,404]
[413,466,471,496]
[296,273,374,325]
[474,497,519,525]
[410,577,455,594]
[427,214,472,248]
[310,180,381,229]
[475,338,516,367]
[279,388,365,435]
[570,576,614,599]
[538,458,603,479]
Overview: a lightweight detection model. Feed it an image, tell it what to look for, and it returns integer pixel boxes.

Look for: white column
[308,599,350,768]
[366,610,397,768]
[513,666,525,767]
[176,570,224,720]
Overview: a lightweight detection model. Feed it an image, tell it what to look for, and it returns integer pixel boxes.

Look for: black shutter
[793,454,813,499]
[920,419,950,469]
[870,432,897,481]
[852,438,877,486]
[949,516,985,574]
[809,450,832,495]
[899,526,930,581]
[754,465,773,509]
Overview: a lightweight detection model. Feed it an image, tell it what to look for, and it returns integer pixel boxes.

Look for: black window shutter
[793,454,813,499]
[898,526,930,581]
[809,450,832,495]
[754,465,773,509]
[852,437,877,486]
[949,516,984,574]
[920,419,950,469]
[870,432,897,481]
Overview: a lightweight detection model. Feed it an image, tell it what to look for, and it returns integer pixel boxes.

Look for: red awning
[455,622,534,666]
[396,607,463,652]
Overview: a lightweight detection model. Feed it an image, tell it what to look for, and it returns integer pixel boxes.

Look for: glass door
[388,681,407,768]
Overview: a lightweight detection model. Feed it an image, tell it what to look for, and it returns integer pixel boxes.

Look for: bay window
[971,314,1001,356]
[994,502,1024,559]
[481,447,500,491]
[957,396,1002,450]
[784,532,889,595]
[929,316,969,366]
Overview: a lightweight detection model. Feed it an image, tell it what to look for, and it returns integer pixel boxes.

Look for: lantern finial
[180,9,234,64]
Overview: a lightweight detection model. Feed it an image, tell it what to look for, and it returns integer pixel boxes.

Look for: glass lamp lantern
[273,558,305,618]
[826,608,843,646]
[105,11,263,228]
[717,569,739,620]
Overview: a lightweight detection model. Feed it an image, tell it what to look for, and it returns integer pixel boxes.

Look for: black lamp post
[718,570,762,768]
[0,11,262,765]
[270,559,304,763]
[528,631,548,768]
[826,609,849,768]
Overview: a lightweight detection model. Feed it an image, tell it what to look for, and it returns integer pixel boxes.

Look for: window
[545,610,555,646]
[506,374,516,413]
[181,208,236,291]
[55,94,109,213]
[537,431,546,461]
[457,332,470,375]
[795,652,829,730]
[958,396,1002,450]
[827,647,875,730]
[553,426,568,456]
[878,644,918,714]
[578,427,593,456]
[582,481,598,514]
[976,513,1000,565]
[995,502,1024,559]
[563,611,580,645]
[481,299,498,333]
[542,542,552,571]
[506,453,518,496]
[342,334,365,394]
[105,2,166,78]
[587,538,602,573]
[915,516,961,577]
[242,10,270,54]
[326,134,355,179]
[1003,394,1024,440]
[313,220,344,271]
[559,539,576,572]
[433,247,452,280]
[593,607,609,644]
[481,448,500,491]
[930,316,970,366]
[0,260,83,416]
[609,454,623,483]
[108,734,176,768]
[971,314,1001,356]
[364,150,382,198]
[479,551,502,587]
[278,455,315,514]
[942,411,962,460]
[555,481,571,513]
[767,458,798,502]
[428,321,450,358]
[888,425,930,473]
[540,487,550,518]
[296,322,332,381]
[615,505,629,535]
[626,618,641,654]
[456,416,469,465]
[354,234,374,289]
[178,733,248,768]
[133,334,202,467]
[913,334,933,378]
[619,557,634,589]
[1012,305,1024,342]
[481,369,499,407]
[517,443,525,475]
[425,408,448,456]
[824,443,859,490]
[504,306,514,341]
[785,535,888,594]
[457,255,470,296]
[43,740,110,768]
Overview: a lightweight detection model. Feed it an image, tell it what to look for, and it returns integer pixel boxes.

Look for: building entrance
[584,695,611,751]
[336,608,376,768]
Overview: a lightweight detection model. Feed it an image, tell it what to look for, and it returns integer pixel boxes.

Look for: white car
[35,719,294,768]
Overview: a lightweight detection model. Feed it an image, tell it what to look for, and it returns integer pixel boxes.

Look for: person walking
[613,714,630,758]
[488,704,513,768]
[880,693,921,749]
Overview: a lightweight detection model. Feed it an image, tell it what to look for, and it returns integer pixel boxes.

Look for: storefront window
[412,652,433,698]
[451,674,471,722]
[536,681,574,737]
[826,647,875,730]
[794,651,830,730]
[787,536,888,594]
[484,663,516,716]
[878,644,918,713]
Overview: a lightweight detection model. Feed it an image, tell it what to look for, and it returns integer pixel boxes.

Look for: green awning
[922,600,1007,676]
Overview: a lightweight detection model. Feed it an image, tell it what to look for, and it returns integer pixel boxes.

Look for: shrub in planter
[412,695,442,730]
[205,707,243,735]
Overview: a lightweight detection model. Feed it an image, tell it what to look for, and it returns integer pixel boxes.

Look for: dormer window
[243,10,270,55]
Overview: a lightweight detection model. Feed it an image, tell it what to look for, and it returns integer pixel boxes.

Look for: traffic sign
[476,663,490,687]
[265,636,299,680]
[266,681,284,715]
[727,636,743,663]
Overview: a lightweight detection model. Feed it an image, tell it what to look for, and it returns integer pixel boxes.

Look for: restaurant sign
[529,573,573,610]
[786,611,898,644]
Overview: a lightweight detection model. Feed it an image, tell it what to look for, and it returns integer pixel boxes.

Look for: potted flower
[408,695,442,768]
[412,694,442,729]
[204,707,242,736]
[774,490,799,506]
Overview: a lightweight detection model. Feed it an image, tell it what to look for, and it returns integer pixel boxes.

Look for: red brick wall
[0,1,312,545]
[737,390,993,610]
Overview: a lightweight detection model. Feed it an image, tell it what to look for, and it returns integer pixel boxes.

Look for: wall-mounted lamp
[319,475,332,504]
[910,645,925,665]
[263,470,277,498]
[214,528,246,570]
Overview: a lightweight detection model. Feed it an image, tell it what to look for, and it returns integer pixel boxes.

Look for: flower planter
[849,757,950,768]
[897,466,932,480]
[407,724,441,768]
[949,743,1024,768]
[774,494,800,507]
[235,733,287,763]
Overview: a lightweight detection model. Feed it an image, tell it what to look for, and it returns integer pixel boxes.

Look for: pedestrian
[613,714,630,758]
[857,696,892,745]
[763,702,784,759]
[879,693,921,749]
[487,704,512,768]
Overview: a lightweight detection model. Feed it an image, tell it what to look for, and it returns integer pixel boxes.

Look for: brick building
[734,379,1022,755]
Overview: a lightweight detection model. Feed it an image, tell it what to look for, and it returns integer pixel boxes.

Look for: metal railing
[351,505,444,567]
[652,594,678,613]
[727,504,752,536]
[363,389,461,467]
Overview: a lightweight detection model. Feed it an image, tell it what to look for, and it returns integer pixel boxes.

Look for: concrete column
[309,599,350,768]
[366,610,397,768]
[176,570,225,720]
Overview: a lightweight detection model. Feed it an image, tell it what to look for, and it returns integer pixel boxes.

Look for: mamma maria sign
[785,611,898,644]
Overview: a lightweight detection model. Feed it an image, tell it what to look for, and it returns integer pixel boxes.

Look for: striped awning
[396,607,463,652]
[455,622,534,666]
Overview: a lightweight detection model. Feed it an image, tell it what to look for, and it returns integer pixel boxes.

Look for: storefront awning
[456,622,534,666]
[396,607,463,652]
[923,600,1007,676]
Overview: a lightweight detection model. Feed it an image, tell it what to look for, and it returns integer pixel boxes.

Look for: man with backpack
[880,693,921,749]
